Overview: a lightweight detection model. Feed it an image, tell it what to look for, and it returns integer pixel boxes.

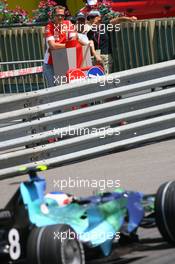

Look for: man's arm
[89,40,103,64]
[48,40,65,50]
[87,30,94,41]
[45,23,66,50]
[110,16,137,25]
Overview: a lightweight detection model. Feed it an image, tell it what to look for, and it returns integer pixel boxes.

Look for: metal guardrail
[111,18,175,71]
[111,21,152,72]
[0,22,47,29]
[1,112,175,168]
[0,27,46,93]
[0,59,175,112]
[0,101,174,150]
[154,19,175,63]
[0,60,47,93]
[0,60,175,179]
[0,27,45,62]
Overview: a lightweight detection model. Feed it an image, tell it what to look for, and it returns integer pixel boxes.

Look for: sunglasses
[55,14,65,18]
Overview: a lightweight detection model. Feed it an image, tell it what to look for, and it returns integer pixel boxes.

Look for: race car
[0,165,175,264]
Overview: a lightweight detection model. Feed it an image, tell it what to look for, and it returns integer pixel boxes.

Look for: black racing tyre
[83,244,103,261]
[155,181,175,244]
[27,224,85,264]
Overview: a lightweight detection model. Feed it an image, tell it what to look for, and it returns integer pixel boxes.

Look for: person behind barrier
[43,5,73,87]
[76,12,103,65]
[87,10,137,74]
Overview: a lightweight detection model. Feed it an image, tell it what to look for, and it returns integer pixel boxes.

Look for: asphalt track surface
[1,138,175,264]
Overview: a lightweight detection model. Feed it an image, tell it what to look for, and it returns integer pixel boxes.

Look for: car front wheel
[27,224,85,264]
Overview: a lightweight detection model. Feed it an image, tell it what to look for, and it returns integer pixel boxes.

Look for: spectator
[66,16,76,25]
[76,12,103,64]
[54,0,71,17]
[43,5,72,87]
[87,10,137,74]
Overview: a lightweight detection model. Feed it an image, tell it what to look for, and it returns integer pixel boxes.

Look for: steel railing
[0,60,47,93]
[0,60,175,179]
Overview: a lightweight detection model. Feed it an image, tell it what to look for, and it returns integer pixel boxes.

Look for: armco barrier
[0,59,175,113]
[0,60,175,179]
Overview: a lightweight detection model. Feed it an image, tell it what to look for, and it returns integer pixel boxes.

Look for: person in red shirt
[43,5,73,87]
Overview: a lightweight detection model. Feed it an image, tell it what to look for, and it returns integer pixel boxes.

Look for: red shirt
[44,20,74,65]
